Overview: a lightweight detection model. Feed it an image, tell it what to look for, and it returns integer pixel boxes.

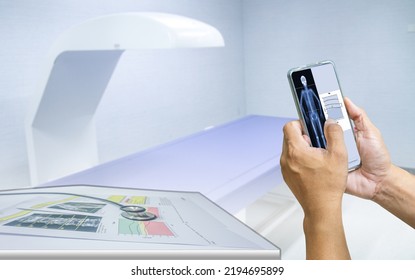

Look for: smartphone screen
[287,61,361,171]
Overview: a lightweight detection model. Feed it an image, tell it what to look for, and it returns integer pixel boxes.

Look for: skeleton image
[299,75,326,148]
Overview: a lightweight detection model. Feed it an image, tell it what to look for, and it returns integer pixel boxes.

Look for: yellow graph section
[0,210,32,222]
[107,195,147,205]
[107,195,125,203]
[128,196,147,204]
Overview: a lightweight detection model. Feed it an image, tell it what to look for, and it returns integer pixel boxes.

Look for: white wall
[243,0,415,168]
[0,0,245,187]
[2,0,414,188]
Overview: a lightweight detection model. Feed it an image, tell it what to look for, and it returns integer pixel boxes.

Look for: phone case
[287,60,361,171]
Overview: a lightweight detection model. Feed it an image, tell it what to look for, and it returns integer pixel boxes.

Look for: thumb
[324,119,347,156]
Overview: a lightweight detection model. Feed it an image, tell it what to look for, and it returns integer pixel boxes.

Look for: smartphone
[287,60,360,171]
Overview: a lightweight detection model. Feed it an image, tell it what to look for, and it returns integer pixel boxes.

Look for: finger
[344,97,370,132]
[344,98,380,141]
[282,120,309,147]
[324,119,346,157]
[344,97,361,121]
[302,134,312,146]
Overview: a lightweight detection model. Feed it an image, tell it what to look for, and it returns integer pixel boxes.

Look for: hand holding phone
[287,61,361,171]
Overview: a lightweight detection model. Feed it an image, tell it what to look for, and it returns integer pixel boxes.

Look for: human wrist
[371,165,415,228]
[373,164,402,203]
[302,203,350,259]
[372,165,414,204]
[303,202,343,234]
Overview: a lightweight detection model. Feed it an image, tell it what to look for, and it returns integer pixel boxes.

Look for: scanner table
[45,115,291,214]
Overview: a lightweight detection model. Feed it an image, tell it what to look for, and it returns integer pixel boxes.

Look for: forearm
[373,165,415,228]
[303,205,351,260]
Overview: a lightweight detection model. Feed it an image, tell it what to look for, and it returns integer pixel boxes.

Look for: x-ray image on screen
[292,69,327,148]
